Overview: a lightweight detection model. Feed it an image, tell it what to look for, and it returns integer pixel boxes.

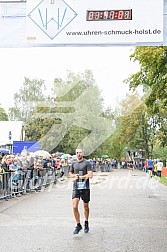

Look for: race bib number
[77,181,86,189]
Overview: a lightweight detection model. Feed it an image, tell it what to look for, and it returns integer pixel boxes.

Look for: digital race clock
[86,9,132,21]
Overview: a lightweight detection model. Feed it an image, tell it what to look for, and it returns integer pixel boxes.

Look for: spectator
[10,158,20,196]
[0,155,3,171]
[157,160,163,177]
[0,156,3,199]
[1,155,12,199]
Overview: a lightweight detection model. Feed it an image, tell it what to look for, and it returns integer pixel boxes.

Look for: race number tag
[77,181,86,189]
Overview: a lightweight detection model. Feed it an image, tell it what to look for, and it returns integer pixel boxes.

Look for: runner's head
[76,148,84,161]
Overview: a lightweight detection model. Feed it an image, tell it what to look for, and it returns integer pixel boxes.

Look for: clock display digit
[124,10,131,19]
[109,11,115,19]
[118,10,124,19]
[95,11,100,20]
[103,11,108,19]
[88,11,94,21]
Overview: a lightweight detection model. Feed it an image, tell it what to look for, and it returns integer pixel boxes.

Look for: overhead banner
[26,0,164,45]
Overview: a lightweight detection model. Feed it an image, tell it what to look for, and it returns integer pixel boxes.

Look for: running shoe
[73,224,82,234]
[84,222,89,233]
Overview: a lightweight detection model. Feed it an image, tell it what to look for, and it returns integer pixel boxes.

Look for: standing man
[69,148,93,235]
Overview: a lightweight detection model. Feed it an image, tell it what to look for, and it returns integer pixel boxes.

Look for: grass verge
[159,176,167,186]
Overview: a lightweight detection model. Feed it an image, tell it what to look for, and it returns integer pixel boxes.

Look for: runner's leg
[72,198,80,224]
[83,202,89,221]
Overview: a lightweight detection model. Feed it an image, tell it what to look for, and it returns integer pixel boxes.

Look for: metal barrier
[0,167,62,200]
[0,172,12,199]
[0,164,112,201]
[93,163,112,172]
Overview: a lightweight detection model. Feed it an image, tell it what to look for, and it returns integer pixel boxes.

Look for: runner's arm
[69,172,79,178]
[79,170,93,180]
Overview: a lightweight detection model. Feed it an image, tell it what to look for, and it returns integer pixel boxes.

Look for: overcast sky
[0,46,140,112]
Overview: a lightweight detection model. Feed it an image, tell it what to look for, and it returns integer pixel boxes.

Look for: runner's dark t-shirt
[69,159,92,190]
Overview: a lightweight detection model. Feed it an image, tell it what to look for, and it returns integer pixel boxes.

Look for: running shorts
[72,189,90,203]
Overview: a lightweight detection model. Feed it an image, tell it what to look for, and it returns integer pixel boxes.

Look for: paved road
[0,169,167,252]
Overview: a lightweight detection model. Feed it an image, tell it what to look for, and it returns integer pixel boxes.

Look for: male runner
[69,148,93,234]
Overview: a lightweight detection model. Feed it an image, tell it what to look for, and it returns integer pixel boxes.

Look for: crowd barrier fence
[0,163,113,201]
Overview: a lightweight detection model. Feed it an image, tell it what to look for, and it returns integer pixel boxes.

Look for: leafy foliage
[8,77,47,122]
[24,70,106,154]
[126,46,167,115]
[152,146,167,160]
[125,46,167,152]
[0,106,8,121]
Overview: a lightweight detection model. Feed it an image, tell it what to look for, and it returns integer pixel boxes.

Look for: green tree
[91,107,121,159]
[25,105,62,150]
[25,70,106,154]
[125,46,167,150]
[8,77,47,122]
[117,93,154,158]
[0,106,8,121]
[152,146,167,165]
[125,46,167,114]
